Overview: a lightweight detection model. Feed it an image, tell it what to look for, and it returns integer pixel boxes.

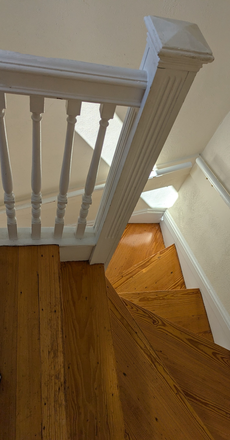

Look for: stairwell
[0,228,229,439]
[106,223,230,440]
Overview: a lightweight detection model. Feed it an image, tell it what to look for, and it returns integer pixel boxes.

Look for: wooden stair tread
[114,244,186,292]
[106,223,165,284]
[122,298,230,440]
[61,262,125,439]
[119,289,213,342]
[107,279,214,440]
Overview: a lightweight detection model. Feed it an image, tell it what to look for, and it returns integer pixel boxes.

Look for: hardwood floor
[0,246,67,440]
[61,262,125,440]
[113,244,186,292]
[106,223,165,284]
[123,299,230,440]
[107,280,214,440]
[0,224,221,439]
[119,289,213,341]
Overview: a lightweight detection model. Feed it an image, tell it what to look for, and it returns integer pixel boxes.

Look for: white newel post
[30,95,45,239]
[76,103,116,239]
[90,16,214,265]
[0,92,17,240]
[54,99,81,238]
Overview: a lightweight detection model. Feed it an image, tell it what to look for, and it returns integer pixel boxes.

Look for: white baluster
[54,99,81,238]
[0,93,17,240]
[76,103,116,239]
[30,95,44,239]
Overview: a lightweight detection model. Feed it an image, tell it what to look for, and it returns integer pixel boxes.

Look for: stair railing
[0,16,213,262]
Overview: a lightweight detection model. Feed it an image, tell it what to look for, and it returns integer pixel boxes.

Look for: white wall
[168,112,230,314]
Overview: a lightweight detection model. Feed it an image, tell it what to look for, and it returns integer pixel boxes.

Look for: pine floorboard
[123,298,230,440]
[0,246,68,440]
[113,244,186,292]
[107,280,214,440]
[61,262,125,440]
[119,289,213,341]
[106,223,165,284]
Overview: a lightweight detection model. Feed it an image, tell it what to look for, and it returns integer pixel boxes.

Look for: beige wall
[169,113,230,314]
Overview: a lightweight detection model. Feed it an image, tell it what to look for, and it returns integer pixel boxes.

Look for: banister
[90,16,214,266]
[0,50,147,107]
[0,16,214,262]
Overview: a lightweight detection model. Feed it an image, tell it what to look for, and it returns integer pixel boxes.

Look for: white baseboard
[161,210,230,350]
[129,208,165,223]
[86,208,165,227]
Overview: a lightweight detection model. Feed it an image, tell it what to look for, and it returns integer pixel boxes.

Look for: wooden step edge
[118,288,214,342]
[122,297,230,359]
[119,288,201,295]
[106,223,166,284]
[112,244,176,289]
[122,298,230,440]
[106,279,215,440]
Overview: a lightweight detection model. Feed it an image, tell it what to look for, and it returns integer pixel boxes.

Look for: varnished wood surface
[114,244,186,292]
[106,223,165,284]
[119,289,213,341]
[107,280,214,440]
[16,247,41,439]
[123,299,230,440]
[61,262,125,440]
[37,246,67,440]
[0,246,68,440]
[0,248,19,439]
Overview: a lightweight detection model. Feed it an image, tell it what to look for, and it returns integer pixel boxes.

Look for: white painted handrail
[30,95,44,239]
[196,155,230,209]
[0,16,214,263]
[54,100,81,238]
[0,93,17,240]
[0,50,147,107]
[76,103,116,238]
[155,162,192,176]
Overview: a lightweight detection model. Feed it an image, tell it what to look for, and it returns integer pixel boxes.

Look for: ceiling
[0,0,229,228]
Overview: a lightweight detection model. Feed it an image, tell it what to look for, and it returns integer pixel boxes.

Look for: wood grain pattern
[0,245,68,440]
[106,224,165,284]
[119,289,213,341]
[123,299,230,440]
[0,247,18,440]
[61,262,125,440]
[38,246,67,440]
[107,280,214,440]
[16,247,41,439]
[114,244,186,293]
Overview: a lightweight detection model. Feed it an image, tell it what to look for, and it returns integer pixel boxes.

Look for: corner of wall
[161,210,230,350]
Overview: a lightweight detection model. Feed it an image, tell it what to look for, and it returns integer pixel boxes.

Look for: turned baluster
[54,99,81,238]
[30,95,44,239]
[76,103,116,239]
[0,92,17,240]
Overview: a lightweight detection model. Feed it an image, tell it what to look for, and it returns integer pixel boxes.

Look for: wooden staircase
[0,229,229,439]
[106,223,230,440]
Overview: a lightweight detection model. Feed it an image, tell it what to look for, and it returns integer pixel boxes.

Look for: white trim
[91,14,213,265]
[86,208,165,227]
[196,155,230,209]
[0,50,147,107]
[0,226,96,262]
[156,153,198,170]
[161,210,230,349]
[129,208,165,223]
[155,161,192,176]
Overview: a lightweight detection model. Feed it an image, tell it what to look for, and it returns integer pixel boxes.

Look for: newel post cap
[144,16,214,66]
